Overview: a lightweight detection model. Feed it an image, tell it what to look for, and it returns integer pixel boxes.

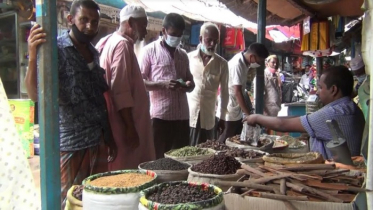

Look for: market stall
[59,136,367,209]
[18,0,372,209]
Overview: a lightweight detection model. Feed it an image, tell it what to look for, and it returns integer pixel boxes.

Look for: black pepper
[141,158,189,170]
[191,153,241,175]
[147,183,215,204]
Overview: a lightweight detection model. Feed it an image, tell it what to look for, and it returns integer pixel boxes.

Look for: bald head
[200,22,220,37]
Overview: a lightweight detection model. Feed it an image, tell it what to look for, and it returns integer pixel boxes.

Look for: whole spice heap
[147,183,215,204]
[197,140,230,151]
[221,163,366,203]
[90,173,154,188]
[142,158,189,170]
[224,147,264,159]
[230,135,270,147]
[192,153,241,175]
[72,185,83,201]
[167,146,212,157]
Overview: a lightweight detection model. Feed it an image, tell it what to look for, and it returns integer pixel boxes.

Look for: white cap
[119,5,147,23]
[350,56,365,71]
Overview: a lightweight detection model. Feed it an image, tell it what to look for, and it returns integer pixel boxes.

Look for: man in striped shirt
[243,66,365,159]
[140,13,195,158]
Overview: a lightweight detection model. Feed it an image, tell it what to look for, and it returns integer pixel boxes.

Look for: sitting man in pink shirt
[140,13,195,158]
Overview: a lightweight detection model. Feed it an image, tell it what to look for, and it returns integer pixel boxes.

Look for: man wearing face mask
[139,13,195,158]
[253,55,282,117]
[96,5,156,169]
[25,0,117,207]
[187,22,229,146]
[216,43,269,143]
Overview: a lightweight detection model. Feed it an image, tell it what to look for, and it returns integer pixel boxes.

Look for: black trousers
[152,118,190,159]
[217,119,243,143]
[189,113,214,146]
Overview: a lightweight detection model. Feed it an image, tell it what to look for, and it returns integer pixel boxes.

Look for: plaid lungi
[60,139,108,208]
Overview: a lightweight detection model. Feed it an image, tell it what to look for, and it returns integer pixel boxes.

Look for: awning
[95,0,126,9]
[124,0,257,28]
[246,24,301,42]
[124,0,301,43]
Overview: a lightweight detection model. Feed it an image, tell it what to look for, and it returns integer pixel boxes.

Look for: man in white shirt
[299,64,311,90]
[187,22,229,146]
[216,43,269,143]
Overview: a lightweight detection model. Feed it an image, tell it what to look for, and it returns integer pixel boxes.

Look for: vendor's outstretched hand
[242,114,258,126]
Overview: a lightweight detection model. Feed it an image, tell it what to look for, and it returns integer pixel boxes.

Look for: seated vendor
[243,65,365,159]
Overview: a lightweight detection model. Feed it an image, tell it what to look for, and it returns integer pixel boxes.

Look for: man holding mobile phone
[139,13,194,158]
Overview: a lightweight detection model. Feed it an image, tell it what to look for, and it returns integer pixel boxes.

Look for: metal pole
[35,0,60,209]
[255,0,266,114]
[316,57,323,76]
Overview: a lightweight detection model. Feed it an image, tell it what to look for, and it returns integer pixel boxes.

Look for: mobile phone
[177,78,187,87]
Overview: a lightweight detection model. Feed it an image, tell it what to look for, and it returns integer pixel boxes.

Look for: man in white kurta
[187,22,229,145]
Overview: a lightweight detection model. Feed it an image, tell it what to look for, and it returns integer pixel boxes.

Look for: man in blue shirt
[244,65,365,159]
[25,0,116,207]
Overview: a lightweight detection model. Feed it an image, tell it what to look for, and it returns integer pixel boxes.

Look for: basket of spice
[164,146,215,165]
[82,170,157,210]
[226,135,275,153]
[278,135,307,149]
[196,140,230,152]
[65,185,83,210]
[138,158,190,183]
[222,147,268,165]
[187,153,242,191]
[138,181,225,210]
[263,152,324,166]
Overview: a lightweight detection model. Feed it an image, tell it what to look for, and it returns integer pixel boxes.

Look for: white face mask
[249,62,260,69]
[200,44,215,56]
[165,34,182,48]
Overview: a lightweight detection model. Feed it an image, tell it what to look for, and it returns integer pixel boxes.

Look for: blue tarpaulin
[95,0,126,9]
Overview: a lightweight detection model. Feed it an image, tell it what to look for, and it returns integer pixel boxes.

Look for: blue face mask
[165,34,182,48]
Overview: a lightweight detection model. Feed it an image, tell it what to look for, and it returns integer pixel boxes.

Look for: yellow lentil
[90,173,154,188]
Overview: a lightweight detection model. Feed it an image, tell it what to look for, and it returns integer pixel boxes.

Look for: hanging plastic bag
[240,124,261,146]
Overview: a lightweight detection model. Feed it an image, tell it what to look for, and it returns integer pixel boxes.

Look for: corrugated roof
[124,0,258,28]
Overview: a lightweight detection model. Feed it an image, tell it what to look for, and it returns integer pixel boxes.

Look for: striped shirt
[140,40,193,120]
[300,96,365,159]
